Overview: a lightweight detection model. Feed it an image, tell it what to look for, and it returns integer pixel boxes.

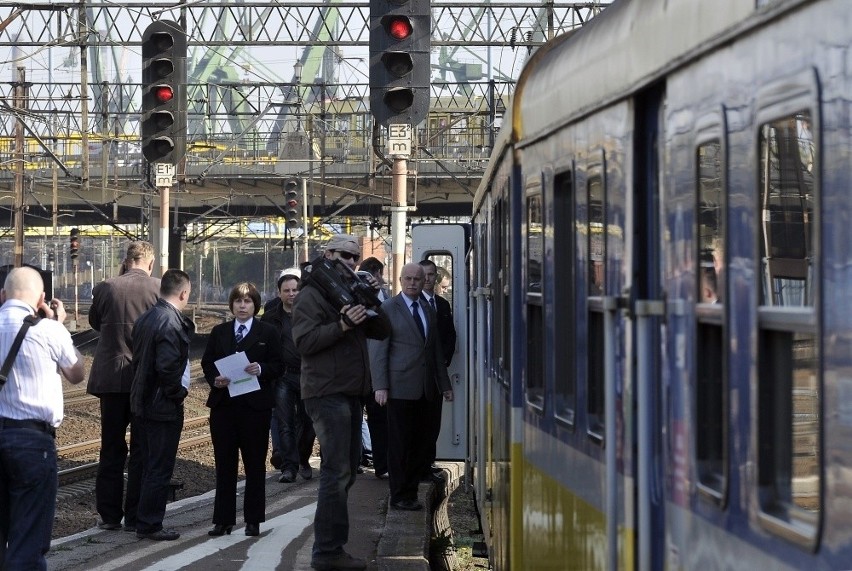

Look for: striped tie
[235,323,246,343]
[412,303,425,339]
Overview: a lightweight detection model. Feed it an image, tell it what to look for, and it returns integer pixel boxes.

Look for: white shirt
[234,318,253,337]
[0,299,79,426]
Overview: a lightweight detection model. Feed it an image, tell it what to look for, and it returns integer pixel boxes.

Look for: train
[462,0,852,569]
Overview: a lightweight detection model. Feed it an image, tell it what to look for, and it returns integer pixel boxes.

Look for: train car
[468,0,852,569]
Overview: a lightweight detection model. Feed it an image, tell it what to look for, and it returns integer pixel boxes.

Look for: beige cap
[325,234,361,255]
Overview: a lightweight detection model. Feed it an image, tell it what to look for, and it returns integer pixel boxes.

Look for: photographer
[292,234,389,571]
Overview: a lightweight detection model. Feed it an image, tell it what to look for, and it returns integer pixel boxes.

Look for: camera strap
[0,314,42,389]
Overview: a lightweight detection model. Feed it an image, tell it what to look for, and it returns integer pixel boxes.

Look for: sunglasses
[334,250,360,262]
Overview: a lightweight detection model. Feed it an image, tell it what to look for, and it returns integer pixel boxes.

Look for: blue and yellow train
[466,0,852,568]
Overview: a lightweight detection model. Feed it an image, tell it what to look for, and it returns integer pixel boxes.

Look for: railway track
[57,414,212,497]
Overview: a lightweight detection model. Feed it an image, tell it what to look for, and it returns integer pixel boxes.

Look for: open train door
[411,223,470,460]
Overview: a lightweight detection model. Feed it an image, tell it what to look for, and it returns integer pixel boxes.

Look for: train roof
[514,0,807,144]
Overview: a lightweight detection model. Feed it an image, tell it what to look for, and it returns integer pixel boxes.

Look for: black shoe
[279,469,296,483]
[311,551,367,570]
[299,464,313,480]
[136,529,180,541]
[356,465,364,474]
[270,450,283,470]
[420,472,445,483]
[375,470,388,480]
[123,524,136,532]
[208,524,233,536]
[245,523,260,536]
[391,499,423,511]
[97,521,122,531]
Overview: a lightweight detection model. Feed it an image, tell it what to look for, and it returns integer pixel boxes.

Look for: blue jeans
[135,415,182,534]
[304,393,362,557]
[274,374,315,472]
[0,426,57,571]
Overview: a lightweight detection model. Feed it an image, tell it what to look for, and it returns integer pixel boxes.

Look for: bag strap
[0,314,42,388]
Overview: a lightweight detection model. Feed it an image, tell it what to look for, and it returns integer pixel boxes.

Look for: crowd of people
[0,235,458,571]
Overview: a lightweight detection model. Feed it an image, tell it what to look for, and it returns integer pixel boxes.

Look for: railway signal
[141,20,187,165]
[69,228,80,262]
[285,179,301,230]
[369,0,431,128]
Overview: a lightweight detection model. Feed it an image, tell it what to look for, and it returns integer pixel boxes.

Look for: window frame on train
[585,158,607,443]
[753,69,822,550]
[553,168,576,426]
[524,184,545,411]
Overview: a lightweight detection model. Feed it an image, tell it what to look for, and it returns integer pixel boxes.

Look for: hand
[374,389,388,406]
[214,375,230,389]
[37,298,66,323]
[443,390,454,402]
[340,304,368,331]
[244,362,261,376]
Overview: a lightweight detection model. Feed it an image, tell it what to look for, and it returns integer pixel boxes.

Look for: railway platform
[47,461,462,571]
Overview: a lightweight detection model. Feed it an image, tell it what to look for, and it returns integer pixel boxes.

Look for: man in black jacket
[418,259,457,479]
[130,269,193,541]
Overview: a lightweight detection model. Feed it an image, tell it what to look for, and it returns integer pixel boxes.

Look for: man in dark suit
[418,259,457,477]
[87,241,160,532]
[369,262,453,511]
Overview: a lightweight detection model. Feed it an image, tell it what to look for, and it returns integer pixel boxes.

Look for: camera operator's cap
[325,234,361,256]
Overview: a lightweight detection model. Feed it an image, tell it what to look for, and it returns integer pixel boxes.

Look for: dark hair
[418,259,437,272]
[160,269,190,297]
[228,282,262,315]
[277,273,301,290]
[359,256,384,275]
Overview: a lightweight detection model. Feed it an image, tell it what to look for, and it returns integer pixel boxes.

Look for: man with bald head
[369,263,453,512]
[0,267,84,570]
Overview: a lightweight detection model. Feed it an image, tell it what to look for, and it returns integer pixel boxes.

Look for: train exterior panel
[468,0,852,569]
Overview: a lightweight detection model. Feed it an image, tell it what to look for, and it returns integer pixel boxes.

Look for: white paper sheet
[214,351,261,397]
[181,362,191,390]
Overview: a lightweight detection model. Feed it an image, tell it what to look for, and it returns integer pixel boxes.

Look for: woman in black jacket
[201,282,285,537]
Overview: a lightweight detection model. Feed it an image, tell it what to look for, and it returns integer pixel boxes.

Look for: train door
[411,223,470,459]
[630,84,667,571]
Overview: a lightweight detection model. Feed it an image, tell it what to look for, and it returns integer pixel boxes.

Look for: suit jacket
[201,318,285,411]
[424,293,457,367]
[87,268,160,394]
[369,293,451,401]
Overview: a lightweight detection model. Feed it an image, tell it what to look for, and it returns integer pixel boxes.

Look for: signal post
[369,0,430,284]
[141,21,187,275]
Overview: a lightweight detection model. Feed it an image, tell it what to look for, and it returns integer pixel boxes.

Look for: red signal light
[154,85,174,103]
[287,199,298,208]
[387,16,412,40]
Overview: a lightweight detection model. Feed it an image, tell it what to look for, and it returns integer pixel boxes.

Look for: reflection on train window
[586,174,605,439]
[695,139,727,502]
[588,176,605,296]
[554,171,576,424]
[526,193,544,408]
[756,109,820,542]
[495,198,509,385]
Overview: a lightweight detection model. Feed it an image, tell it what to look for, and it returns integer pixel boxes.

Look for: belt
[284,366,301,375]
[0,417,56,437]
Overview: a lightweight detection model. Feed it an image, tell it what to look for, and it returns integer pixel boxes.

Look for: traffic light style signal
[369,0,431,128]
[285,179,301,230]
[69,228,80,262]
[141,20,187,165]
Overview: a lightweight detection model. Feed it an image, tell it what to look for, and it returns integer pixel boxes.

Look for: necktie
[429,297,436,312]
[235,323,246,343]
[412,302,425,339]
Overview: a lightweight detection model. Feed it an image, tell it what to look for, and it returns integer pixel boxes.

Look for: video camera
[303,256,382,316]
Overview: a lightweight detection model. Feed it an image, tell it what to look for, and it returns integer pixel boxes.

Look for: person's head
[160,269,191,310]
[1,267,45,310]
[228,282,262,321]
[701,268,719,303]
[323,234,361,270]
[359,257,385,284]
[436,270,451,296]
[277,274,300,310]
[400,262,425,300]
[418,259,438,294]
[124,241,155,275]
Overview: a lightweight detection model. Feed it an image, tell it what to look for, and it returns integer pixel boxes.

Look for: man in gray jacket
[130,269,193,541]
[88,241,159,531]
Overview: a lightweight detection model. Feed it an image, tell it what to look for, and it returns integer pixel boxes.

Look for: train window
[526,193,544,408]
[695,139,727,503]
[495,197,509,385]
[554,171,576,424]
[587,174,605,439]
[756,109,820,544]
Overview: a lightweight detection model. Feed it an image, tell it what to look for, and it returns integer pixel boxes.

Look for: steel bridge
[0,1,607,238]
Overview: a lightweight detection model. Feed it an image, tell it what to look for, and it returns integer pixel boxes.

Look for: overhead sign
[387,123,412,157]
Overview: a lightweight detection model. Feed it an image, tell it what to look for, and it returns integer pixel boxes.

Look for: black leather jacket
[130,298,195,421]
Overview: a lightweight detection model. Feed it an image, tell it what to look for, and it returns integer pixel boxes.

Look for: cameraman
[292,234,389,571]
